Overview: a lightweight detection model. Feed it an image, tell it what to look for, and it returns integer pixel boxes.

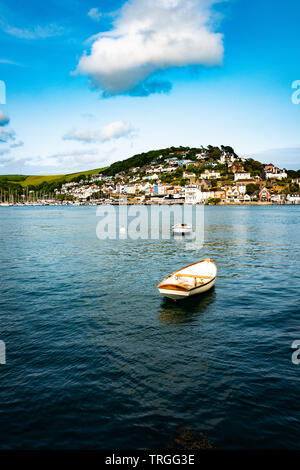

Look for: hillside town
[1,146,300,205]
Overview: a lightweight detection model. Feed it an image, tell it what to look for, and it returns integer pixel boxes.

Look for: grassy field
[0,167,106,187]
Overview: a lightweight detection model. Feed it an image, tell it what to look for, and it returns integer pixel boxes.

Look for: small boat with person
[158,258,217,301]
[172,223,192,235]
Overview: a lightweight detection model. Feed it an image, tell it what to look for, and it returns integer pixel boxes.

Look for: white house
[237,184,246,195]
[183,171,196,179]
[201,169,221,179]
[184,187,215,203]
[234,172,251,181]
[184,187,203,204]
[286,194,300,204]
[165,167,177,173]
[265,170,287,180]
[264,164,287,180]
[221,185,248,202]
[219,152,237,164]
[143,174,159,181]
[196,151,208,159]
[271,194,286,204]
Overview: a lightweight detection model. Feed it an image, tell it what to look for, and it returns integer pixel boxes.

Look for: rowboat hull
[158,278,215,300]
[157,258,217,301]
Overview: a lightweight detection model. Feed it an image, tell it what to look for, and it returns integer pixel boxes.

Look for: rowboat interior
[157,258,217,300]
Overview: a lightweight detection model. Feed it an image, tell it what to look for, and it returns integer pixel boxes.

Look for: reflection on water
[159,289,216,325]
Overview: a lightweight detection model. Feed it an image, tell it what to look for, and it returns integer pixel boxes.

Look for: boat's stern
[158,287,191,300]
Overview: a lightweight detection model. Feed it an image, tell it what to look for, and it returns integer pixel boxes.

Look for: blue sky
[0,0,300,174]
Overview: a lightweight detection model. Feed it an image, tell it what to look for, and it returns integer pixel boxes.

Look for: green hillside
[0,167,106,188]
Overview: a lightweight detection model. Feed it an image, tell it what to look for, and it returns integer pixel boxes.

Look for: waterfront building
[184,187,203,204]
[259,188,271,202]
[286,194,300,204]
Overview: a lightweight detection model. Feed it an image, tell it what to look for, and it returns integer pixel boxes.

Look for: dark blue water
[0,205,299,449]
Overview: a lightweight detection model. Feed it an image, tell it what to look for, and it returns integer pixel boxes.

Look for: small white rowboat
[172,223,192,235]
[158,258,217,301]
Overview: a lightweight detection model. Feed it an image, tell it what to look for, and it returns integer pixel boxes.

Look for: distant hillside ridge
[1,145,299,195]
[102,146,235,176]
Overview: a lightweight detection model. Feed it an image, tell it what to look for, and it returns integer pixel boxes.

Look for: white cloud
[0,110,10,126]
[0,127,16,142]
[0,20,65,40]
[100,120,135,141]
[77,0,224,96]
[4,148,116,173]
[62,128,98,143]
[88,8,102,22]
[24,149,105,169]
[63,120,136,143]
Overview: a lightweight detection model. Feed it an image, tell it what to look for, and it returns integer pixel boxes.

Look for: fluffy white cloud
[0,110,10,126]
[63,120,136,143]
[100,120,135,141]
[88,8,102,22]
[62,128,97,143]
[77,0,224,96]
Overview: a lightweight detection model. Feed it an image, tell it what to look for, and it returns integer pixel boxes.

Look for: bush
[206,197,221,205]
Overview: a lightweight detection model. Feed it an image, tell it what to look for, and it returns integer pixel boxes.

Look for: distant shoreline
[0,201,297,207]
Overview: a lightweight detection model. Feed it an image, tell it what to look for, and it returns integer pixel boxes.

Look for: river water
[0,205,299,449]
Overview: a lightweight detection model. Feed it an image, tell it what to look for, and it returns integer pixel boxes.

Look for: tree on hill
[246,183,260,195]
[289,183,299,193]
[207,146,222,161]
[221,145,236,155]
[243,159,264,176]
[102,148,173,176]
[287,169,300,178]
[210,179,218,188]
[215,163,228,175]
